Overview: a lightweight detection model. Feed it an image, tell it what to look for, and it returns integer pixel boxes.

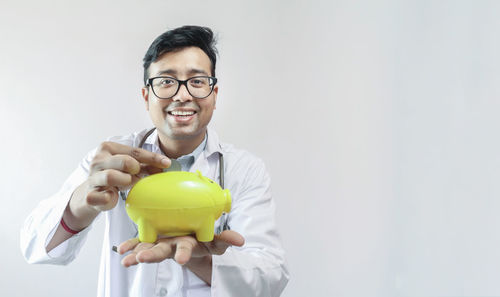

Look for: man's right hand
[47,141,170,252]
[82,141,171,212]
[64,142,170,234]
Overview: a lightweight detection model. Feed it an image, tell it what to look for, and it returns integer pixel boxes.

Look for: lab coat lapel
[190,128,222,181]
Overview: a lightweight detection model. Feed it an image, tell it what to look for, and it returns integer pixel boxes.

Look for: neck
[157,130,206,159]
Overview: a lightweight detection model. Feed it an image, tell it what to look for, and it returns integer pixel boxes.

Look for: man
[20,25,289,296]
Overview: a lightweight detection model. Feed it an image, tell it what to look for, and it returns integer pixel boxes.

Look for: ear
[212,85,218,110]
[141,86,149,111]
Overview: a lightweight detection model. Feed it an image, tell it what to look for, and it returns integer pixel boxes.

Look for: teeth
[170,110,195,116]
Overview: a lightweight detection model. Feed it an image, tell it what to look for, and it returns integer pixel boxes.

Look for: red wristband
[60,217,80,235]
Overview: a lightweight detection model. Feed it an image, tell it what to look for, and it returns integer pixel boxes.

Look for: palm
[118,230,244,267]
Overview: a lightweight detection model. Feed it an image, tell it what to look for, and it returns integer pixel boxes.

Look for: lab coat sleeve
[211,156,290,297]
[20,150,96,265]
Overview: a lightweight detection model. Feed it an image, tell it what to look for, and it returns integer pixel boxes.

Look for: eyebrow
[156,68,209,76]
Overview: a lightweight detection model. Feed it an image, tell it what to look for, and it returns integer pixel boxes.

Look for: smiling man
[145,46,218,157]
[21,26,289,297]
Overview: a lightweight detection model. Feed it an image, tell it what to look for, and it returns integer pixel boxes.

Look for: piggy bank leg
[196,217,215,242]
[137,218,157,243]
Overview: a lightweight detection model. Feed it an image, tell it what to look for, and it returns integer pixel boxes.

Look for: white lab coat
[20,128,289,297]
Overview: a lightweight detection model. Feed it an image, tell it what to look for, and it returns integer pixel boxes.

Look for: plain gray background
[2,0,500,296]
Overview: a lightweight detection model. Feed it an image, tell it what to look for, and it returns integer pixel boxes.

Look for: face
[142,46,218,142]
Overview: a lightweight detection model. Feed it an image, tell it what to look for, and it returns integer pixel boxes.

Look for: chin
[163,125,203,141]
[169,133,198,141]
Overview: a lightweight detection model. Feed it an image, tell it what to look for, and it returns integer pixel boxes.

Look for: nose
[172,83,193,102]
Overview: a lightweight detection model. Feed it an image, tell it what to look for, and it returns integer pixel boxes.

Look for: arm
[21,141,171,264]
[44,181,99,252]
[20,162,92,265]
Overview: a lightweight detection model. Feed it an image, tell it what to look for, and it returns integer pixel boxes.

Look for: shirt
[170,131,207,172]
[20,128,289,297]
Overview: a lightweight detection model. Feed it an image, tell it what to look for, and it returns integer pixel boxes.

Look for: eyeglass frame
[146,76,218,99]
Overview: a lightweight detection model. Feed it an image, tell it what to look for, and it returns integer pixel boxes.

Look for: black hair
[143,25,218,85]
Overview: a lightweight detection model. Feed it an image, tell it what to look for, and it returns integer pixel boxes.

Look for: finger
[205,231,245,255]
[90,169,134,188]
[216,230,245,247]
[121,242,154,267]
[86,187,118,210]
[140,164,164,175]
[136,241,175,263]
[134,242,156,253]
[90,154,142,175]
[126,165,164,189]
[174,239,195,265]
[122,253,139,267]
[117,238,141,254]
[115,174,141,192]
[97,141,171,169]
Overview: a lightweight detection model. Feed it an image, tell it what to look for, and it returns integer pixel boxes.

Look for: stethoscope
[131,127,230,232]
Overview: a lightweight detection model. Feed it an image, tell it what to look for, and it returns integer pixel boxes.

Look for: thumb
[216,230,245,247]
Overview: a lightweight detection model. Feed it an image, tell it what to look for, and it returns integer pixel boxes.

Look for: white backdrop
[1,0,500,296]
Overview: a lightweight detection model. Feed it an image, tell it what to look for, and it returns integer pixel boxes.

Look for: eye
[157,78,175,87]
[161,78,174,85]
[189,77,208,87]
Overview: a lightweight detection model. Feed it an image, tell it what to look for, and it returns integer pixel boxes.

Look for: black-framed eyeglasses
[146,76,218,99]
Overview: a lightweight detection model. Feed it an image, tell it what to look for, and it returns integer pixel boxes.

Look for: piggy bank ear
[195,170,218,185]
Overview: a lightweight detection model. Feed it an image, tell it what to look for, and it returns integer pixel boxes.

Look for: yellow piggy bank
[125,170,231,243]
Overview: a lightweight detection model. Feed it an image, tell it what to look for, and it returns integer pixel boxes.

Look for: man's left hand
[118,230,245,267]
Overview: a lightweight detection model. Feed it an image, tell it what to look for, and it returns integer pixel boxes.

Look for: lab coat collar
[205,127,223,157]
[142,128,160,151]
[193,127,223,180]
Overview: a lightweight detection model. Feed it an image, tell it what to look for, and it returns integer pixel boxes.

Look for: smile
[168,110,196,116]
